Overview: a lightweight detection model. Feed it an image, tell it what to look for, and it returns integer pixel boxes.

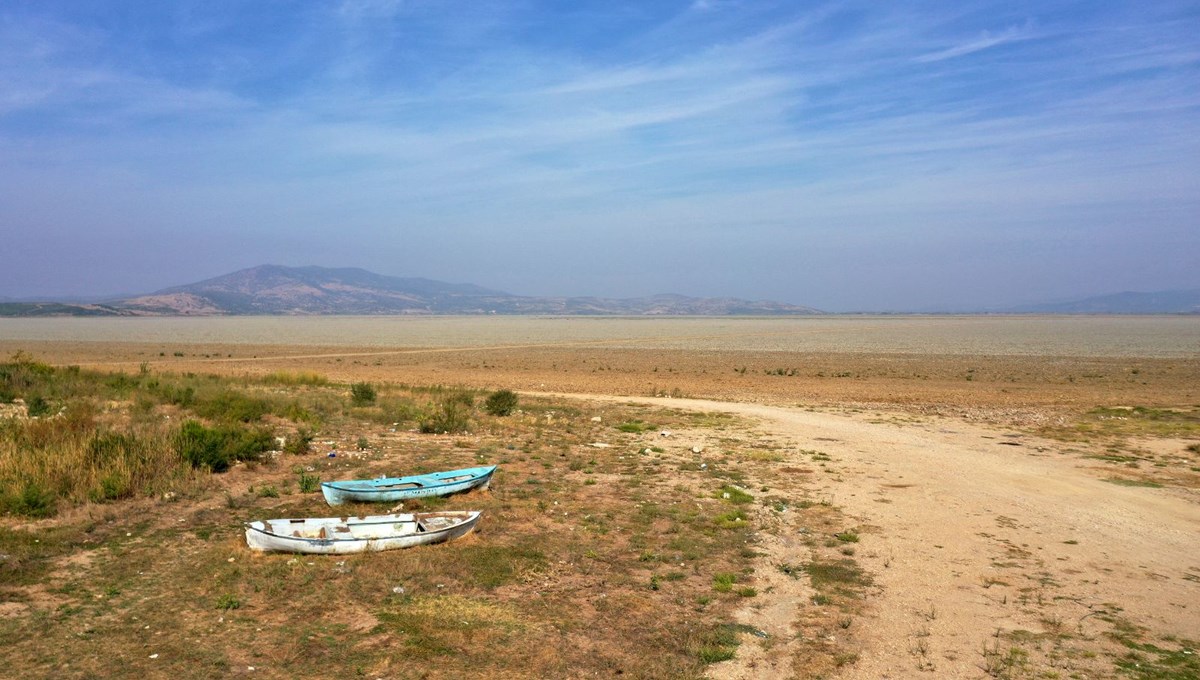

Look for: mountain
[1007,289,1200,314]
[120,265,509,315]
[0,302,132,317]
[18,265,822,316]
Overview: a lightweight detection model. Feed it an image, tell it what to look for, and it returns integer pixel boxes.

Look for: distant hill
[1007,289,1200,314]
[1,265,823,316]
[0,302,132,317]
[120,265,509,315]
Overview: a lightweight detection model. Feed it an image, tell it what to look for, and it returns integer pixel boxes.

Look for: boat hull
[244,510,480,554]
[321,465,496,506]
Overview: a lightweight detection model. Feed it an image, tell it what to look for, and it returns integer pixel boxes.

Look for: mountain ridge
[2,265,822,316]
[1002,289,1200,314]
[3,266,1197,316]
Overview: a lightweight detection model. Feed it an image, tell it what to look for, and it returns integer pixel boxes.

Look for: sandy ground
[562,395,1199,679]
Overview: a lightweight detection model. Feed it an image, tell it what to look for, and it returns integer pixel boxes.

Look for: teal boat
[321,465,497,506]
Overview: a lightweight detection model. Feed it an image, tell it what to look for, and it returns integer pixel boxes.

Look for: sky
[0,1,1197,312]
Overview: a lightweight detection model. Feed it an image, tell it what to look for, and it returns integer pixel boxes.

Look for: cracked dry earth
[579,396,1199,680]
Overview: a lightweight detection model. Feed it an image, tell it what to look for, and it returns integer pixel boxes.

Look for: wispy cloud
[913,21,1038,63]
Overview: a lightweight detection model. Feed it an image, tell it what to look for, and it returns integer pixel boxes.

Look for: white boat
[244,510,480,554]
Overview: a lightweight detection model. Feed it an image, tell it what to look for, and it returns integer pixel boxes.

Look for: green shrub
[155,384,195,408]
[175,420,273,473]
[194,390,269,422]
[298,472,321,493]
[25,395,52,417]
[216,593,241,610]
[93,473,130,502]
[0,354,56,400]
[281,401,317,424]
[284,428,314,455]
[1,481,57,518]
[835,530,860,543]
[350,382,377,406]
[418,391,474,434]
[176,421,231,471]
[484,389,519,416]
[225,426,273,462]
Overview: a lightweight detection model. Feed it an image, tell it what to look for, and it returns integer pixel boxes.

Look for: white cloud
[913,21,1037,63]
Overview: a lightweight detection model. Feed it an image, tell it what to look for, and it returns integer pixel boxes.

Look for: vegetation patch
[716,484,754,504]
[176,420,273,472]
[1104,478,1164,488]
[616,419,654,433]
[483,389,519,416]
[0,353,861,677]
[418,389,475,434]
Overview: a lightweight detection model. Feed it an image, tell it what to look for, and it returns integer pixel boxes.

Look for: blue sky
[1,1,1197,311]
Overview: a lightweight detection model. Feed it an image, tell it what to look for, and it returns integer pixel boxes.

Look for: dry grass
[0,363,797,678]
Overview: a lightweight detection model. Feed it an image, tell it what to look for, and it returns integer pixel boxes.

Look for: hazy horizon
[3,263,1200,315]
[2,2,1197,312]
[2,315,1197,358]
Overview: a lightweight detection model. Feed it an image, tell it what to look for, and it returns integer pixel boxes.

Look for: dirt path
[554,394,1200,678]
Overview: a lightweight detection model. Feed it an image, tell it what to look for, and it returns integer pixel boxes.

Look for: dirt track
[564,395,1200,678]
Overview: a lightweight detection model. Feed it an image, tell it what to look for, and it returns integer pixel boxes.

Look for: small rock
[590,416,602,422]
[691,445,703,454]
[589,442,612,449]
[659,430,672,437]
[392,586,405,595]
[149,654,159,660]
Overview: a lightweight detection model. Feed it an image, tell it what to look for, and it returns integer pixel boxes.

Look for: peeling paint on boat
[244,511,481,554]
